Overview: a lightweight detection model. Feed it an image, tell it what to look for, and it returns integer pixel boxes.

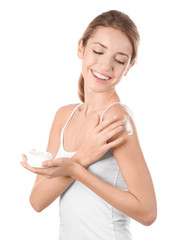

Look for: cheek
[83,53,98,69]
[115,66,126,77]
[119,62,130,75]
[81,56,93,76]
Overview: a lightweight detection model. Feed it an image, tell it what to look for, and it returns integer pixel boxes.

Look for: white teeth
[93,71,109,80]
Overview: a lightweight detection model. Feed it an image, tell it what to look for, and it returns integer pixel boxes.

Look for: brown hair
[78,10,140,102]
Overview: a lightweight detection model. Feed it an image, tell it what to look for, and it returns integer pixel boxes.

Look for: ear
[77,39,84,59]
[124,60,136,76]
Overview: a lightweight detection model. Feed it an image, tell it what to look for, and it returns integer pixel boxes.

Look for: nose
[99,56,113,72]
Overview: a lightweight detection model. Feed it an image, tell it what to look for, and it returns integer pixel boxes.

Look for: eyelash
[93,50,125,65]
[93,50,103,55]
[115,59,125,65]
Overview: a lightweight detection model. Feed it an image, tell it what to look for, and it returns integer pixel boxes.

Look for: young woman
[21,10,157,240]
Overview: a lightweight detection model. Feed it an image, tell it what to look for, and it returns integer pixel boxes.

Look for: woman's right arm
[29,105,79,212]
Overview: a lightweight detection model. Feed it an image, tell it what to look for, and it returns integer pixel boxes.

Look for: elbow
[29,196,44,213]
[141,208,157,226]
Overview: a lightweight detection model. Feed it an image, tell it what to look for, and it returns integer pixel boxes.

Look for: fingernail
[121,119,127,124]
[42,162,47,167]
[113,115,118,120]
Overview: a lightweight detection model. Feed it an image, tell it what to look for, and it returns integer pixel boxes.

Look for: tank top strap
[100,102,134,124]
[60,103,83,141]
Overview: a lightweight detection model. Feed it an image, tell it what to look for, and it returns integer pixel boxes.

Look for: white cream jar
[27,150,52,168]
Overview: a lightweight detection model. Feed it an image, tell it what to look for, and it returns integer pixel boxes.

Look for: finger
[103,125,124,142]
[20,161,39,173]
[20,160,51,175]
[105,137,124,150]
[42,158,61,168]
[102,118,127,133]
[96,115,119,132]
[20,161,57,180]
[33,167,51,176]
[95,114,101,127]
[21,154,27,163]
[33,166,60,179]
[42,160,54,168]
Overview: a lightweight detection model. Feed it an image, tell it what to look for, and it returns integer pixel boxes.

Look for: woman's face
[78,26,134,93]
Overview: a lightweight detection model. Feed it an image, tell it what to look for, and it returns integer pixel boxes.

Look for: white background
[0,0,191,239]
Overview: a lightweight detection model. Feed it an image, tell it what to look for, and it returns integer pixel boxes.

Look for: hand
[20,154,77,179]
[73,115,127,168]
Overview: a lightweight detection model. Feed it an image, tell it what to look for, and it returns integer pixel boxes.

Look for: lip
[91,69,112,83]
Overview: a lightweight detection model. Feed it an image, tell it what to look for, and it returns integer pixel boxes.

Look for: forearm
[72,163,153,225]
[30,175,74,212]
[30,154,88,212]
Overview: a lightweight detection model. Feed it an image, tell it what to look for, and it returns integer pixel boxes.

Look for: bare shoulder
[102,103,137,134]
[102,103,141,151]
[51,103,80,132]
[102,102,131,118]
[55,103,80,126]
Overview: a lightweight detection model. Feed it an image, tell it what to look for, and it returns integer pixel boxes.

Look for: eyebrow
[93,42,130,58]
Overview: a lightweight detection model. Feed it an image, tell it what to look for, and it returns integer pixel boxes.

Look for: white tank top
[55,102,134,240]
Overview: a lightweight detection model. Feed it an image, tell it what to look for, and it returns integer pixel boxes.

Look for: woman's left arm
[71,110,157,226]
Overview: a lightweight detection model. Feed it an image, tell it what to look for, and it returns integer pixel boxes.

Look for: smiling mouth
[91,69,112,82]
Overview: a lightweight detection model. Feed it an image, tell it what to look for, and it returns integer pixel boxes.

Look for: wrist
[70,161,84,179]
[72,151,88,168]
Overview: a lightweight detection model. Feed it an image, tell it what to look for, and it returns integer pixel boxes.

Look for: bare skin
[21,106,127,212]
[20,26,157,225]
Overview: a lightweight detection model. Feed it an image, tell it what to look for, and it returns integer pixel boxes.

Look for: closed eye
[115,59,125,65]
[93,50,125,65]
[93,50,103,55]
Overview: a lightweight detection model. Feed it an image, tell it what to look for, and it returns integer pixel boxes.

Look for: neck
[82,86,120,117]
